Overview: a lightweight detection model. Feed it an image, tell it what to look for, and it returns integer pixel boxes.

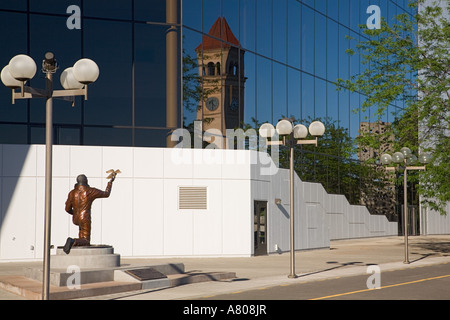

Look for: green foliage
[336,0,450,214]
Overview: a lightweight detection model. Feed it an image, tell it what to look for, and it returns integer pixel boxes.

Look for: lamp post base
[288,274,298,279]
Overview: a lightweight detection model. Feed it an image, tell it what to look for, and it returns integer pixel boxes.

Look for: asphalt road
[198,262,450,300]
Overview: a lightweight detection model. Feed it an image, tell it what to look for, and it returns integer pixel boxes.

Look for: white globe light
[400,147,412,157]
[392,152,405,163]
[419,153,432,164]
[60,67,84,90]
[293,124,308,139]
[259,123,276,138]
[8,54,37,81]
[276,119,293,136]
[380,153,392,165]
[406,154,417,165]
[1,65,23,88]
[309,121,326,137]
[73,58,99,84]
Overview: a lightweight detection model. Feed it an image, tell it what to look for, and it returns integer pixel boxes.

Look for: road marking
[310,274,450,300]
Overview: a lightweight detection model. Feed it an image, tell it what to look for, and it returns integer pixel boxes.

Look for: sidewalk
[1,235,450,300]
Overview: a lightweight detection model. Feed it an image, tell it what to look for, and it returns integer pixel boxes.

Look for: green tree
[337,0,450,215]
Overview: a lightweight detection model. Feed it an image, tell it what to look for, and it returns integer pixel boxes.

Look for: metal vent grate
[178,186,207,210]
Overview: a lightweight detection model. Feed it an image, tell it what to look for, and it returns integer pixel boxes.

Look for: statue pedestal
[50,245,120,269]
[25,245,121,287]
[21,245,189,299]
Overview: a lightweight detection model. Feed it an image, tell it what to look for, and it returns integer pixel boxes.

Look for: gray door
[254,201,267,256]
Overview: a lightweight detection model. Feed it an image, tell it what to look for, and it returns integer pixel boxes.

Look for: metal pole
[42,71,53,300]
[166,0,178,147]
[403,161,409,264]
[288,139,297,278]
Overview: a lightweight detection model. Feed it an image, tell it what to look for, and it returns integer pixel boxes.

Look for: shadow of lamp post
[260,119,325,278]
[380,148,431,264]
[1,52,99,300]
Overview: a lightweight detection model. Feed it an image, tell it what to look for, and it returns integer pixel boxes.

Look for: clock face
[206,97,219,111]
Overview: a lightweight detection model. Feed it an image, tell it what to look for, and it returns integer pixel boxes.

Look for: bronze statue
[63,170,120,254]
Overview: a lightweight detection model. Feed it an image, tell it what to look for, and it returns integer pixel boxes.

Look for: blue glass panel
[287,0,301,69]
[183,0,201,31]
[315,78,327,119]
[256,56,272,124]
[0,124,27,144]
[83,20,132,126]
[302,72,314,121]
[339,89,350,129]
[301,4,314,74]
[256,0,272,57]
[273,62,287,122]
[30,126,45,144]
[0,0,26,11]
[240,0,256,52]
[316,0,327,15]
[273,0,287,64]
[243,52,256,125]
[339,25,349,80]
[30,0,81,15]
[349,30,360,78]
[327,81,338,121]
[135,0,167,23]
[84,127,132,146]
[315,12,327,79]
[83,0,131,20]
[58,127,81,145]
[327,19,338,82]
[135,23,169,127]
[135,128,171,147]
[349,0,360,32]
[327,0,338,21]
[339,0,350,26]
[287,68,301,120]
[203,0,220,34]
[303,0,315,8]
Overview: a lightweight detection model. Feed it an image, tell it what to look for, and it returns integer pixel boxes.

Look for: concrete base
[50,245,120,269]
[0,245,235,299]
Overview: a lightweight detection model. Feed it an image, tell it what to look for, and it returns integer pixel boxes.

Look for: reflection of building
[358,122,397,222]
[195,17,245,135]
[358,122,393,161]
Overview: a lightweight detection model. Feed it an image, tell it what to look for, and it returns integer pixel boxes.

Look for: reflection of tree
[183,49,220,122]
[181,47,221,148]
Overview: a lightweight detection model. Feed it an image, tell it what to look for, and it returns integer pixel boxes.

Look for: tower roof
[196,17,241,51]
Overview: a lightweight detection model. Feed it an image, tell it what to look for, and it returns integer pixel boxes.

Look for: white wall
[0,145,255,261]
[0,144,398,261]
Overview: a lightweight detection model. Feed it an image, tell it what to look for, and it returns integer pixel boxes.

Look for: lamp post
[260,119,325,278]
[380,148,431,264]
[1,52,99,300]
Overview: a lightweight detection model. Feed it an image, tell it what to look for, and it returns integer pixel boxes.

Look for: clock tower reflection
[195,17,246,141]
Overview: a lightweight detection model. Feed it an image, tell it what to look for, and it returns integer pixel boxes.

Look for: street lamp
[1,52,99,300]
[380,147,431,264]
[260,119,325,278]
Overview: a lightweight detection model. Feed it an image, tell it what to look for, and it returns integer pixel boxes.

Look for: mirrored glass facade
[0,0,415,210]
